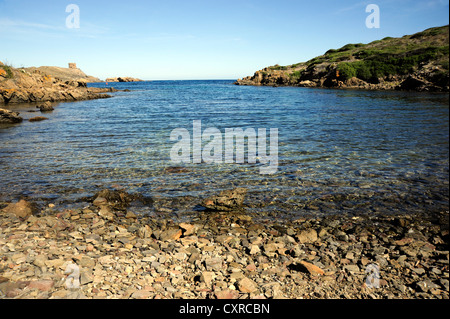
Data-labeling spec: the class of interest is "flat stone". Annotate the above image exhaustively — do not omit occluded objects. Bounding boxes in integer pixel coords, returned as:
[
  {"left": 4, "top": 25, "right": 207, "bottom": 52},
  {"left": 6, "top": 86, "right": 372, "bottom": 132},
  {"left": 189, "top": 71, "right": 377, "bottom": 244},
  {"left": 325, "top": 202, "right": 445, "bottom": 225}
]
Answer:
[
  {"left": 237, "top": 277, "right": 258, "bottom": 293},
  {"left": 179, "top": 223, "right": 197, "bottom": 236},
  {"left": 343, "top": 265, "right": 360, "bottom": 273},
  {"left": 159, "top": 228, "right": 182, "bottom": 241},
  {"left": 215, "top": 289, "right": 239, "bottom": 299},
  {"left": 205, "top": 257, "right": 224, "bottom": 271},
  {"left": 296, "top": 229, "right": 318, "bottom": 244},
  {"left": 28, "top": 280, "right": 54, "bottom": 291},
  {"left": 298, "top": 261, "right": 325, "bottom": 276}
]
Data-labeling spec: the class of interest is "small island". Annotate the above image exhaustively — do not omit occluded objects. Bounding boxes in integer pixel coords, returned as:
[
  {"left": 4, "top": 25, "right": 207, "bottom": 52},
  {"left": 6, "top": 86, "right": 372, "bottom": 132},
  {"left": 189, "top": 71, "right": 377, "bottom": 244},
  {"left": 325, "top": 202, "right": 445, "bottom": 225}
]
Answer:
[{"left": 105, "top": 77, "right": 143, "bottom": 83}]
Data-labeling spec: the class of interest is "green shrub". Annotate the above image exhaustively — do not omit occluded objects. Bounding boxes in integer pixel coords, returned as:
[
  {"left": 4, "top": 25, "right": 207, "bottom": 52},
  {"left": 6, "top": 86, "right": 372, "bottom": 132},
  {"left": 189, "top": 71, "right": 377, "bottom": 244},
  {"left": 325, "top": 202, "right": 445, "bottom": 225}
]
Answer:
[
  {"left": 0, "top": 64, "right": 14, "bottom": 79},
  {"left": 270, "top": 64, "right": 288, "bottom": 71},
  {"left": 354, "top": 62, "right": 372, "bottom": 81},
  {"left": 337, "top": 62, "right": 356, "bottom": 80},
  {"left": 290, "top": 70, "right": 303, "bottom": 80}
]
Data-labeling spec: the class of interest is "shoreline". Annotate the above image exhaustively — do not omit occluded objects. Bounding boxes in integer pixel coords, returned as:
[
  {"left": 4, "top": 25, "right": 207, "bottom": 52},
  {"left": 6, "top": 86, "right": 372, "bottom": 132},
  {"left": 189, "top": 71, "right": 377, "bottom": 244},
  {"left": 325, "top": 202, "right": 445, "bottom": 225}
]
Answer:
[{"left": 0, "top": 188, "right": 448, "bottom": 299}]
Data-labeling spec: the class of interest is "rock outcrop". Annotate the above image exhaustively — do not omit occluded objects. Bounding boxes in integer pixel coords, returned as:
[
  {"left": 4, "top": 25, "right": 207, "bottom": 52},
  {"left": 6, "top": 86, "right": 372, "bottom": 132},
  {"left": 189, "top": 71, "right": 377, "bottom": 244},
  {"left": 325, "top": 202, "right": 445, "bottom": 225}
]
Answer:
[
  {"left": 236, "top": 25, "right": 449, "bottom": 92},
  {"left": 0, "top": 65, "right": 112, "bottom": 105},
  {"left": 22, "top": 65, "right": 101, "bottom": 83},
  {"left": 105, "top": 77, "right": 143, "bottom": 83}
]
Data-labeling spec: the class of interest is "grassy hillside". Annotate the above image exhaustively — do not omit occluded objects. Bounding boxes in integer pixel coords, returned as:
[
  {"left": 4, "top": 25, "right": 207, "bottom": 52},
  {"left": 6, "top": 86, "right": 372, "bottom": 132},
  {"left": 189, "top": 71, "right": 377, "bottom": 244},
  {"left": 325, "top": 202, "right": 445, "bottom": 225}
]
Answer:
[{"left": 236, "top": 25, "right": 449, "bottom": 92}]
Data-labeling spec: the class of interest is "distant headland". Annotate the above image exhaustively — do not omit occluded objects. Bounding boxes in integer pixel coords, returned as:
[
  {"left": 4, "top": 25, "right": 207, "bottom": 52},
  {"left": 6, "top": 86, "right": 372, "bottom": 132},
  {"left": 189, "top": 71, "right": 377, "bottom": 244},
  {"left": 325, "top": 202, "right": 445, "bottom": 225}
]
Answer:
[{"left": 235, "top": 25, "right": 449, "bottom": 92}]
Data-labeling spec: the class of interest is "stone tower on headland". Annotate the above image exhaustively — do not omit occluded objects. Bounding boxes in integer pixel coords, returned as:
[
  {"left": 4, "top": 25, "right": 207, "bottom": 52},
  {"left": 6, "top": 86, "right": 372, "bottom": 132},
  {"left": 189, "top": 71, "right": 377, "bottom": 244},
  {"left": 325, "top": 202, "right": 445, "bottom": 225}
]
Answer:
[{"left": 68, "top": 63, "right": 77, "bottom": 69}]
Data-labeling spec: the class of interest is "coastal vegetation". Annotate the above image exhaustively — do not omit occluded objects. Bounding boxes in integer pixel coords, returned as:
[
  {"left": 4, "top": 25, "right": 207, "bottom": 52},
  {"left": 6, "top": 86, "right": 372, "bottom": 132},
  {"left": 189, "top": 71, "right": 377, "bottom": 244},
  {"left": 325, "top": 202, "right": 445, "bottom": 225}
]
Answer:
[
  {"left": 0, "top": 63, "right": 14, "bottom": 79},
  {"left": 236, "top": 25, "right": 449, "bottom": 92}
]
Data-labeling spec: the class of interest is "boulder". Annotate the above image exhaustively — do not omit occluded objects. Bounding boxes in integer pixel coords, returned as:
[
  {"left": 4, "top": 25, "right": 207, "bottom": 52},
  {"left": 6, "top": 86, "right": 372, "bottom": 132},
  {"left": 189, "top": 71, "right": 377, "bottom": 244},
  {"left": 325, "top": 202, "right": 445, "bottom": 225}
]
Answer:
[
  {"left": 2, "top": 199, "right": 39, "bottom": 219},
  {"left": 38, "top": 101, "right": 54, "bottom": 112},
  {"left": 0, "top": 108, "right": 23, "bottom": 123}
]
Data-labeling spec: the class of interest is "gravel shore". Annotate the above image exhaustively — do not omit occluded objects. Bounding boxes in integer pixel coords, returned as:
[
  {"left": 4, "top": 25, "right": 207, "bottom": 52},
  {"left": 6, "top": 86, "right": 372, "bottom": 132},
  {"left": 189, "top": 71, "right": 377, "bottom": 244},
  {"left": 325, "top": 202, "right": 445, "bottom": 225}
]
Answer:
[{"left": 0, "top": 188, "right": 448, "bottom": 299}]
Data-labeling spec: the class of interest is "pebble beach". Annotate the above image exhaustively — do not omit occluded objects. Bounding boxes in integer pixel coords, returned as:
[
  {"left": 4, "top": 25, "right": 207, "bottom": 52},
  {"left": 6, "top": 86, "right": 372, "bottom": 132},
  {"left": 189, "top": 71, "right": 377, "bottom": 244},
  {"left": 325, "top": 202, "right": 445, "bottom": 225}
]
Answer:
[{"left": 0, "top": 188, "right": 448, "bottom": 300}]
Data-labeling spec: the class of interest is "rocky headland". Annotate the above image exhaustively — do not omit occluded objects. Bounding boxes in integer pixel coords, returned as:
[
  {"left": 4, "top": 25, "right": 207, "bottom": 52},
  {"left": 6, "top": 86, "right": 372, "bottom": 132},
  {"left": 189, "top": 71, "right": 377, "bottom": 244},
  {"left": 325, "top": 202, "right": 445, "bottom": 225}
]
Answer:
[
  {"left": 23, "top": 64, "right": 102, "bottom": 83},
  {"left": 0, "top": 61, "right": 116, "bottom": 107},
  {"left": 0, "top": 62, "right": 129, "bottom": 123},
  {"left": 0, "top": 187, "right": 448, "bottom": 299},
  {"left": 236, "top": 25, "right": 449, "bottom": 92}
]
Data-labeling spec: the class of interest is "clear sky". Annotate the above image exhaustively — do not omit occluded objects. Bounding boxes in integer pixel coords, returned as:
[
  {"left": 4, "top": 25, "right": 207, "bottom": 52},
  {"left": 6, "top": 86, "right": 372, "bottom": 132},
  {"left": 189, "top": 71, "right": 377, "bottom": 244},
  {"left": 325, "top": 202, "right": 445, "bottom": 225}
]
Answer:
[{"left": 0, "top": 0, "right": 448, "bottom": 80}]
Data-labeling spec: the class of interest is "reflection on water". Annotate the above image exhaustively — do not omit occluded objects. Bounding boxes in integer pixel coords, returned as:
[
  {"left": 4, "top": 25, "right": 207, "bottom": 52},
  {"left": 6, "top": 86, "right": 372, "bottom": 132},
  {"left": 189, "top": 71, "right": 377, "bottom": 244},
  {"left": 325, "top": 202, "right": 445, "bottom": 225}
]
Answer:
[{"left": 0, "top": 81, "right": 448, "bottom": 218}]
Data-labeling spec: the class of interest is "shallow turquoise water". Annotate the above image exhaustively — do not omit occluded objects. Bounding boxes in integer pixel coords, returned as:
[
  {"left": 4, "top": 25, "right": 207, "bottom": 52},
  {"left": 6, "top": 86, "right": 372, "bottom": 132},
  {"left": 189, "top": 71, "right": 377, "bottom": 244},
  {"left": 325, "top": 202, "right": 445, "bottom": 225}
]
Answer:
[{"left": 1, "top": 81, "right": 448, "bottom": 218}]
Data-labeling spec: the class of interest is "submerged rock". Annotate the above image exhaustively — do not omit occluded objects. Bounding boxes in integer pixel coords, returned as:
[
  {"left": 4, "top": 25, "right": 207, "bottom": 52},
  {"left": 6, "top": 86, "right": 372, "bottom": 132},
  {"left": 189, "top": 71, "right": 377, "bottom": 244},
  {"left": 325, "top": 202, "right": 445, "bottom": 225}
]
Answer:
[
  {"left": 89, "top": 189, "right": 153, "bottom": 211},
  {"left": 2, "top": 199, "right": 38, "bottom": 219},
  {"left": 29, "top": 116, "right": 48, "bottom": 122},
  {"left": 0, "top": 108, "right": 23, "bottom": 123},
  {"left": 37, "top": 102, "right": 54, "bottom": 112},
  {"left": 201, "top": 187, "right": 247, "bottom": 211}
]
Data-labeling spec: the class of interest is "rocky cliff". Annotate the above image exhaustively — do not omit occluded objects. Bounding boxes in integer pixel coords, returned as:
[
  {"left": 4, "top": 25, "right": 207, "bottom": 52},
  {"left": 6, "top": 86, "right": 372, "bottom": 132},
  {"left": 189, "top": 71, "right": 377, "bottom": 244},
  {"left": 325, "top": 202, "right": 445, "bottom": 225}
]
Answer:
[
  {"left": 0, "top": 62, "right": 114, "bottom": 105},
  {"left": 236, "top": 25, "right": 449, "bottom": 92}
]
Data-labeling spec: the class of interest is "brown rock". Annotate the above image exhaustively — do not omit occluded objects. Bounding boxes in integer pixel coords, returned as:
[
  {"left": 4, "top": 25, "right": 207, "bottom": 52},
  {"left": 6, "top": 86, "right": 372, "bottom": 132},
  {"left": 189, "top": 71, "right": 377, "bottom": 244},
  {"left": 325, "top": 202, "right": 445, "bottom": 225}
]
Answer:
[
  {"left": 28, "top": 280, "right": 54, "bottom": 291},
  {"left": 131, "top": 290, "right": 153, "bottom": 299},
  {"left": 215, "top": 289, "right": 239, "bottom": 299},
  {"left": 137, "top": 225, "right": 152, "bottom": 238},
  {"left": 296, "top": 228, "right": 318, "bottom": 244},
  {"left": 29, "top": 116, "right": 48, "bottom": 122},
  {"left": 202, "top": 188, "right": 247, "bottom": 211},
  {"left": 91, "top": 189, "right": 152, "bottom": 211},
  {"left": 237, "top": 277, "right": 258, "bottom": 293},
  {"left": 93, "top": 196, "right": 108, "bottom": 207},
  {"left": 98, "top": 205, "right": 115, "bottom": 221},
  {"left": 0, "top": 108, "right": 23, "bottom": 123},
  {"left": 159, "top": 228, "right": 182, "bottom": 241},
  {"left": 200, "top": 271, "right": 215, "bottom": 286},
  {"left": 38, "top": 101, "right": 54, "bottom": 112},
  {"left": 179, "top": 223, "right": 197, "bottom": 236},
  {"left": 105, "top": 77, "right": 143, "bottom": 83},
  {"left": 125, "top": 211, "right": 137, "bottom": 219},
  {"left": 0, "top": 281, "right": 28, "bottom": 298},
  {"left": 2, "top": 199, "right": 38, "bottom": 219},
  {"left": 204, "top": 257, "right": 224, "bottom": 271},
  {"left": 297, "top": 261, "right": 325, "bottom": 276}
]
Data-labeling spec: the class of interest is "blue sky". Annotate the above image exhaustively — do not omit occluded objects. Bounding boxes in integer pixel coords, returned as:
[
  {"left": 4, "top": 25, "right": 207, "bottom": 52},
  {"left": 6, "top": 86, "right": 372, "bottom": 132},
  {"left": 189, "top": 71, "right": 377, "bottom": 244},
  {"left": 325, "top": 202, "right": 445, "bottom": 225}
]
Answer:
[{"left": 0, "top": 0, "right": 448, "bottom": 80}]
